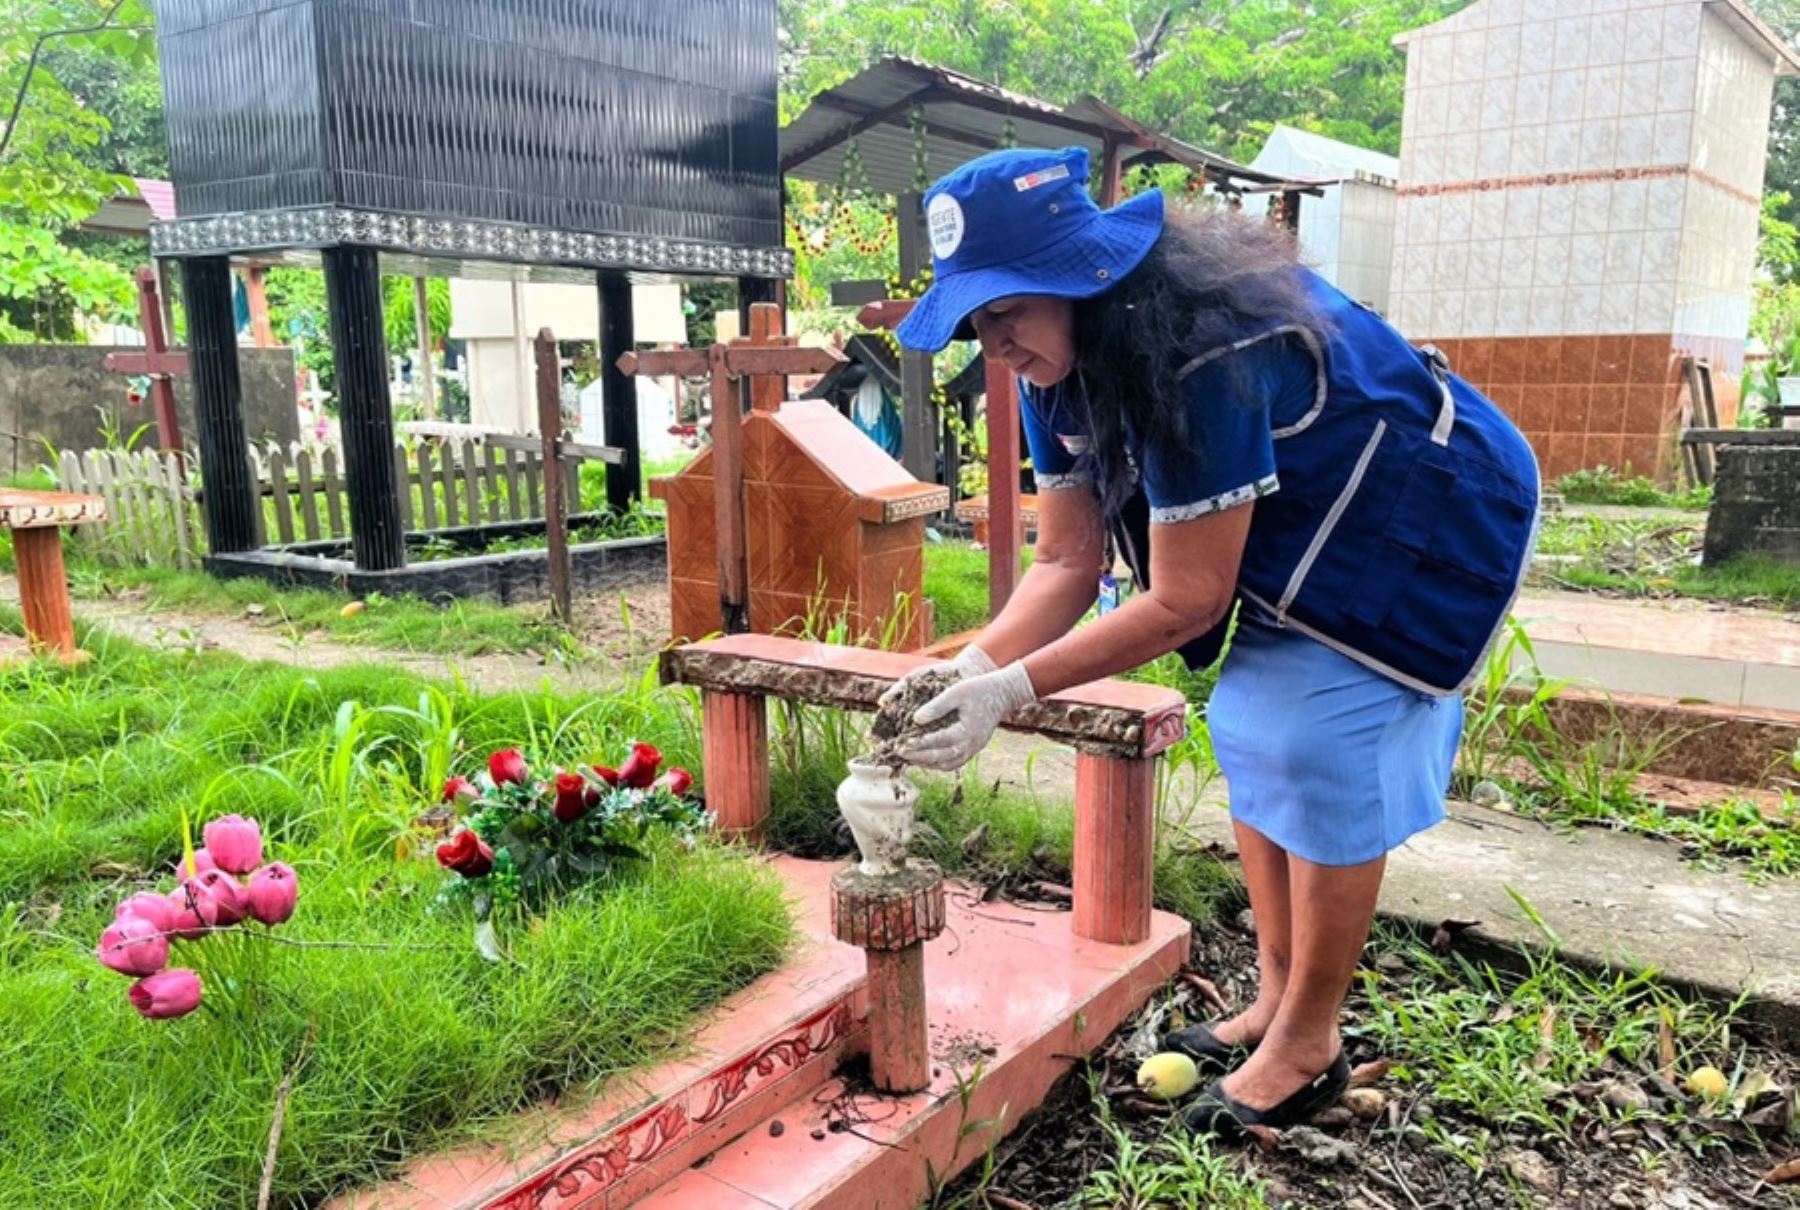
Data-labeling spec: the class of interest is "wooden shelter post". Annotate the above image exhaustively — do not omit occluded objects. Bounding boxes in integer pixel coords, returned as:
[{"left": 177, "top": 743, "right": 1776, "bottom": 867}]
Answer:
[
  {"left": 985, "top": 359, "right": 1022, "bottom": 616},
  {"left": 895, "top": 192, "right": 938, "bottom": 484}
]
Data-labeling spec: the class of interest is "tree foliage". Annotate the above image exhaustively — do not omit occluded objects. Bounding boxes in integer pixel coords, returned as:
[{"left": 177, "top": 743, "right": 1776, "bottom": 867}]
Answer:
[
  {"left": 779, "top": 0, "right": 1471, "bottom": 160},
  {"left": 0, "top": 0, "right": 152, "bottom": 340}
]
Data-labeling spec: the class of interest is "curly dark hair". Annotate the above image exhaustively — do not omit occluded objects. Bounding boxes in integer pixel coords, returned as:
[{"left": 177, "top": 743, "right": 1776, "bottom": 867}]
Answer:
[{"left": 1061, "top": 207, "right": 1329, "bottom": 521}]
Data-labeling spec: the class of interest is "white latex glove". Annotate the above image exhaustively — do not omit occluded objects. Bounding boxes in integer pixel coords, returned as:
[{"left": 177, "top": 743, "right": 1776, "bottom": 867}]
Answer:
[
  {"left": 877, "top": 643, "right": 998, "bottom": 710},
  {"left": 897, "top": 661, "right": 1038, "bottom": 771}
]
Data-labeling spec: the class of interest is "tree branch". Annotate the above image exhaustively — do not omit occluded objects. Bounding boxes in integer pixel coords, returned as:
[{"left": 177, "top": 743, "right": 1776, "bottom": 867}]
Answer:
[{"left": 0, "top": 0, "right": 134, "bottom": 162}]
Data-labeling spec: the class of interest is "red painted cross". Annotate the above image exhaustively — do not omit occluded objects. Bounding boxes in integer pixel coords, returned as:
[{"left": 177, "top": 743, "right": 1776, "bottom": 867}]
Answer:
[{"left": 102, "top": 268, "right": 188, "bottom": 453}]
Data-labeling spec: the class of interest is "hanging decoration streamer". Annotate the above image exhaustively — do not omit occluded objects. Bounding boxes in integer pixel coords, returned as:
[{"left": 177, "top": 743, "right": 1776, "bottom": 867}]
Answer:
[{"left": 910, "top": 106, "right": 931, "bottom": 193}]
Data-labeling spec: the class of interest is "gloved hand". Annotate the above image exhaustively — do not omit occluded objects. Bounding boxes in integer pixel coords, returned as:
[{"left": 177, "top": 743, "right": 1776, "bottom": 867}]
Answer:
[
  {"left": 897, "top": 661, "right": 1038, "bottom": 771},
  {"left": 877, "top": 643, "right": 998, "bottom": 710}
]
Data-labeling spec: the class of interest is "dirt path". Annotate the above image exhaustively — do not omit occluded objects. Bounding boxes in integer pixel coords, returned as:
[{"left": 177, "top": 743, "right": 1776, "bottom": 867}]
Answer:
[{"left": 0, "top": 571, "right": 647, "bottom": 694}]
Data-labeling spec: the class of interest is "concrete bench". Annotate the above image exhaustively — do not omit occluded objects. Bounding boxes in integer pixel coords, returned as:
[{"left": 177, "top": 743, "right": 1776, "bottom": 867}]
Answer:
[
  {"left": 660, "top": 633, "right": 1189, "bottom": 945},
  {"left": 0, "top": 489, "right": 106, "bottom": 664}
]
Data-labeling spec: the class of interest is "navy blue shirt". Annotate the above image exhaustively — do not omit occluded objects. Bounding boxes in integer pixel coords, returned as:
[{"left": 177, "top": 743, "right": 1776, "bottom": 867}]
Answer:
[{"left": 1020, "top": 334, "right": 1316, "bottom": 524}]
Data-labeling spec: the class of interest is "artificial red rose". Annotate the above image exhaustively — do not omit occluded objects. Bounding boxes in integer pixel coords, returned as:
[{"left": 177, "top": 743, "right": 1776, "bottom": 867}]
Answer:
[
  {"left": 617, "top": 743, "right": 663, "bottom": 790},
  {"left": 653, "top": 768, "right": 694, "bottom": 798},
  {"left": 552, "top": 770, "right": 589, "bottom": 823},
  {"left": 590, "top": 765, "right": 621, "bottom": 787},
  {"left": 442, "top": 776, "right": 479, "bottom": 805},
  {"left": 488, "top": 748, "right": 528, "bottom": 786},
  {"left": 436, "top": 829, "right": 495, "bottom": 878}
]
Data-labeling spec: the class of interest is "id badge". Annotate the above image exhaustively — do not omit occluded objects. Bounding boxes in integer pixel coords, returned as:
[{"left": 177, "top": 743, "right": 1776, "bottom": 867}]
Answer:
[{"left": 1097, "top": 573, "right": 1120, "bottom": 617}]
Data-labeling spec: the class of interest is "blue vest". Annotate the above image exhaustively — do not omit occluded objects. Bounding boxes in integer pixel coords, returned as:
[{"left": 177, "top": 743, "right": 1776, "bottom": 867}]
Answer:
[{"left": 1114, "top": 272, "right": 1540, "bottom": 696}]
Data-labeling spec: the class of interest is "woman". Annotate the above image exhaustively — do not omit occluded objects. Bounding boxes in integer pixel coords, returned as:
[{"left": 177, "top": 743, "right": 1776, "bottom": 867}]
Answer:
[{"left": 886, "top": 146, "right": 1539, "bottom": 1136}]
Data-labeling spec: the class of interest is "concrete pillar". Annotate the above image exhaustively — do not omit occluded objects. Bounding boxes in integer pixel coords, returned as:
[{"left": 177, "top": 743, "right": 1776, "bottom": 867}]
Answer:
[
  {"left": 1072, "top": 752, "right": 1156, "bottom": 945},
  {"left": 701, "top": 689, "right": 769, "bottom": 837}
]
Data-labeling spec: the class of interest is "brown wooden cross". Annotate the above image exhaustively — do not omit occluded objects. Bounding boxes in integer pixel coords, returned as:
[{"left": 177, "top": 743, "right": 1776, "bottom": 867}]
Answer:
[
  {"left": 617, "top": 302, "right": 846, "bottom": 634},
  {"left": 103, "top": 267, "right": 188, "bottom": 454},
  {"left": 850, "top": 296, "right": 1023, "bottom": 627}
]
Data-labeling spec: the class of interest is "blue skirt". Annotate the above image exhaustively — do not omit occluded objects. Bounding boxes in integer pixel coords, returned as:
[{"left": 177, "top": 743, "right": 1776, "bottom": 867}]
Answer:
[{"left": 1207, "top": 619, "right": 1463, "bottom": 867}]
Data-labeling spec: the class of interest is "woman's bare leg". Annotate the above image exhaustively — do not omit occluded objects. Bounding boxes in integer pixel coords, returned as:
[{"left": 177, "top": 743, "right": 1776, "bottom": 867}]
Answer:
[
  {"left": 1211, "top": 819, "right": 1293, "bottom": 1047},
  {"left": 1221, "top": 850, "right": 1385, "bottom": 1107}
]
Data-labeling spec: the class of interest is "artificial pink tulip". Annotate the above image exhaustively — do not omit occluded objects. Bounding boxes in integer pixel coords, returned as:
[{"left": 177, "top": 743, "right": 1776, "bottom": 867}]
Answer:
[
  {"left": 201, "top": 815, "right": 263, "bottom": 875},
  {"left": 129, "top": 968, "right": 203, "bottom": 1019},
  {"left": 196, "top": 868, "right": 249, "bottom": 927},
  {"left": 175, "top": 848, "right": 218, "bottom": 880},
  {"left": 115, "top": 891, "right": 179, "bottom": 936},
  {"left": 442, "top": 775, "right": 479, "bottom": 805},
  {"left": 653, "top": 768, "right": 693, "bottom": 798},
  {"left": 488, "top": 748, "right": 528, "bottom": 786},
  {"left": 166, "top": 880, "right": 220, "bottom": 940},
  {"left": 97, "top": 914, "right": 170, "bottom": 978},
  {"left": 246, "top": 862, "right": 299, "bottom": 925}
]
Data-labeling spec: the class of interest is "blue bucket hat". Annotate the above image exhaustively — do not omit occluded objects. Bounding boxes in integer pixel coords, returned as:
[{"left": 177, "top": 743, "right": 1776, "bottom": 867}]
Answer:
[{"left": 894, "top": 146, "right": 1166, "bottom": 353}]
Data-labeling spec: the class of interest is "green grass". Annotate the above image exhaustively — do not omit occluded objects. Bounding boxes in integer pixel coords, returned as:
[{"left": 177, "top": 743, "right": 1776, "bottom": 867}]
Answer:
[
  {"left": 1554, "top": 466, "right": 1711, "bottom": 511},
  {"left": 0, "top": 625, "right": 789, "bottom": 1208},
  {"left": 921, "top": 540, "right": 1004, "bottom": 639},
  {"left": 1356, "top": 922, "right": 1746, "bottom": 1166},
  {"left": 1073, "top": 1097, "right": 1270, "bottom": 1209},
  {"left": 1531, "top": 513, "right": 1800, "bottom": 610}
]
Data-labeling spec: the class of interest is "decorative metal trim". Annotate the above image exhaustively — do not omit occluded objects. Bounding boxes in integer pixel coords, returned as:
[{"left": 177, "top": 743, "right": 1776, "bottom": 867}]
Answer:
[{"left": 150, "top": 207, "right": 795, "bottom": 279}]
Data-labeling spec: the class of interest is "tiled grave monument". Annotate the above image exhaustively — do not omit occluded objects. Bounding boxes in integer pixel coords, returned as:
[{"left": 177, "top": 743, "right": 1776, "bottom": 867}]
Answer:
[{"left": 1389, "top": 0, "right": 1797, "bottom": 481}]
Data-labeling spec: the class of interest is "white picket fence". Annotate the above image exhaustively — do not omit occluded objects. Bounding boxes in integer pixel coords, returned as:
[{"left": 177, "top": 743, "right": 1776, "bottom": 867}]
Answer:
[{"left": 56, "top": 436, "right": 584, "bottom": 568}]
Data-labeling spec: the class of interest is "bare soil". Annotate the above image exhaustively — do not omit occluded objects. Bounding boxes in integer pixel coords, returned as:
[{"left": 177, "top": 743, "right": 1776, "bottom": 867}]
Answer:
[{"left": 867, "top": 666, "right": 960, "bottom": 769}]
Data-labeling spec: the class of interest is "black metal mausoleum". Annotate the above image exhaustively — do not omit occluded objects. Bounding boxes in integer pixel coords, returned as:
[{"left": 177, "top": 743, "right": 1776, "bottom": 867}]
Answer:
[{"left": 148, "top": 0, "right": 791, "bottom": 593}]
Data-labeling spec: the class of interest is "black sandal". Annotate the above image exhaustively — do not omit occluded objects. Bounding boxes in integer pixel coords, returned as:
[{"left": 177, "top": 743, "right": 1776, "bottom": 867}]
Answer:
[
  {"left": 1160, "top": 1022, "right": 1251, "bottom": 1073},
  {"left": 1182, "top": 1052, "right": 1352, "bottom": 1137}
]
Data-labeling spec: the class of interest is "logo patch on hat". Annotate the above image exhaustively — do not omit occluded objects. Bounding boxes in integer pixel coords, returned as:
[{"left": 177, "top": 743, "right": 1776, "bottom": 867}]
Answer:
[
  {"left": 927, "top": 194, "right": 965, "bottom": 258},
  {"left": 1013, "top": 164, "right": 1070, "bottom": 191}
]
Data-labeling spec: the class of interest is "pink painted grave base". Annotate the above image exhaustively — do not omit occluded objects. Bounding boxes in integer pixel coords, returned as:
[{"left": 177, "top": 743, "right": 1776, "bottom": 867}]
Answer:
[{"left": 332, "top": 857, "right": 1189, "bottom": 1210}]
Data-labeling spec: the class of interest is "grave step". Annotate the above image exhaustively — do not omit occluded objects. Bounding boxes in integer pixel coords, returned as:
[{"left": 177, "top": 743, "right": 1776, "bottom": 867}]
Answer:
[
  {"left": 1515, "top": 591, "right": 1800, "bottom": 712},
  {"left": 624, "top": 865, "right": 1192, "bottom": 1209}
]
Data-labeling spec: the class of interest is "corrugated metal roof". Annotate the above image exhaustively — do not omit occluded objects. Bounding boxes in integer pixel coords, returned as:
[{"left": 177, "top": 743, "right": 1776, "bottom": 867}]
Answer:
[{"left": 782, "top": 57, "right": 1305, "bottom": 195}]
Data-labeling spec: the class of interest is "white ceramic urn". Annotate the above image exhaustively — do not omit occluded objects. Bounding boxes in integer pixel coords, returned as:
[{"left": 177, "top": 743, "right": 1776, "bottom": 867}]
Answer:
[{"left": 836, "top": 760, "right": 918, "bottom": 877}]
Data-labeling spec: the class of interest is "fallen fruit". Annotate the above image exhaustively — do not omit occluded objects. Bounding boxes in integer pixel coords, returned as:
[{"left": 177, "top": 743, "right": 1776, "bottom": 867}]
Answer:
[
  {"left": 1340, "top": 1087, "right": 1387, "bottom": 1120},
  {"left": 1135, "top": 1051, "right": 1200, "bottom": 1101},
  {"left": 1685, "top": 1066, "right": 1728, "bottom": 1099},
  {"left": 340, "top": 600, "right": 366, "bottom": 618}
]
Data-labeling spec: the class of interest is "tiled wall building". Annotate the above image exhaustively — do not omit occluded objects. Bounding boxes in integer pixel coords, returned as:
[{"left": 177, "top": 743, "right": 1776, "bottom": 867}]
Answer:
[{"left": 1389, "top": 0, "right": 1797, "bottom": 481}]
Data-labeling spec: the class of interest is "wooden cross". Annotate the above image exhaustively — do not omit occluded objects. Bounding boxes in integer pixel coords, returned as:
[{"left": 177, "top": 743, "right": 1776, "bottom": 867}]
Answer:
[
  {"left": 617, "top": 303, "right": 845, "bottom": 634},
  {"left": 850, "top": 296, "right": 1023, "bottom": 622},
  {"left": 103, "top": 267, "right": 188, "bottom": 454}
]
